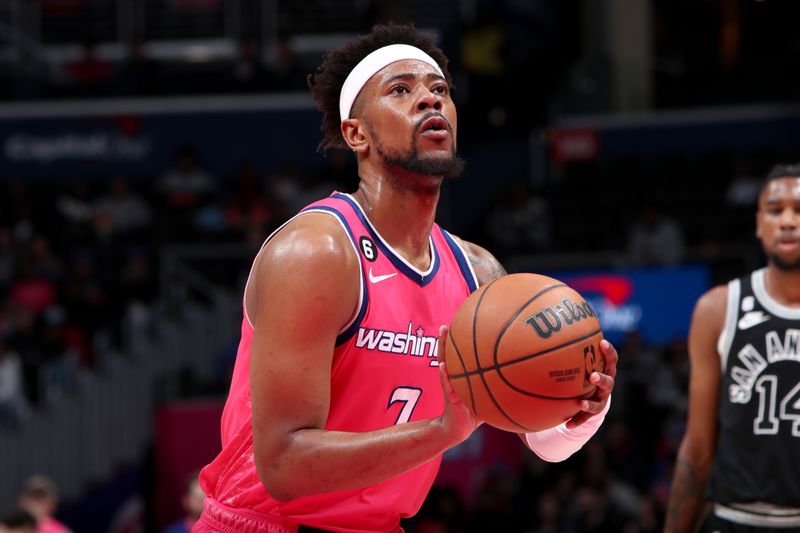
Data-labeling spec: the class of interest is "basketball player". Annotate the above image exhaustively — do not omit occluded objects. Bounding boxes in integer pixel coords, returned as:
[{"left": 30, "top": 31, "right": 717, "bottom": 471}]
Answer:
[
  {"left": 664, "top": 165, "right": 800, "bottom": 532},
  {"left": 194, "top": 23, "right": 617, "bottom": 533}
]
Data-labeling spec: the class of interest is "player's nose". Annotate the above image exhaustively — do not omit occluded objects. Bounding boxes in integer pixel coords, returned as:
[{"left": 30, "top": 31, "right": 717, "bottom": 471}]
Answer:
[
  {"left": 416, "top": 89, "right": 443, "bottom": 113},
  {"left": 779, "top": 208, "right": 799, "bottom": 228}
]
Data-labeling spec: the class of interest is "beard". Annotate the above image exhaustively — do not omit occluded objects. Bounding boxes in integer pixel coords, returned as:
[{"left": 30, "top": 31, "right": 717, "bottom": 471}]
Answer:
[
  {"left": 379, "top": 147, "right": 465, "bottom": 179},
  {"left": 768, "top": 252, "right": 800, "bottom": 271},
  {"left": 370, "top": 113, "right": 465, "bottom": 180}
]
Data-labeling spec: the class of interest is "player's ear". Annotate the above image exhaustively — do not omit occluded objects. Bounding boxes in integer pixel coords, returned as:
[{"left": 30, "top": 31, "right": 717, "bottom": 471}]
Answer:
[{"left": 341, "top": 118, "right": 369, "bottom": 154}]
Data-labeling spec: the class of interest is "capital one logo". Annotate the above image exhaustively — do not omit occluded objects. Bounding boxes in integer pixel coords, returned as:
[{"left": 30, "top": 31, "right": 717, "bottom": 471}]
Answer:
[{"left": 565, "top": 275, "right": 642, "bottom": 333}]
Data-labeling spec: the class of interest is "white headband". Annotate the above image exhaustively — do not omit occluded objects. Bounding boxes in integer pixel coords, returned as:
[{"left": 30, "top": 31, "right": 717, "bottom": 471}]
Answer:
[{"left": 339, "top": 44, "right": 444, "bottom": 122}]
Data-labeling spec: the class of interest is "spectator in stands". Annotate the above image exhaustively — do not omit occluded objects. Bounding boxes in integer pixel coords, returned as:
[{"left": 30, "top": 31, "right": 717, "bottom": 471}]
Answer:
[
  {"left": 9, "top": 260, "right": 56, "bottom": 316},
  {"left": 156, "top": 146, "right": 216, "bottom": 209},
  {"left": 567, "top": 484, "right": 626, "bottom": 532},
  {"left": 469, "top": 470, "right": 519, "bottom": 531},
  {"left": 55, "top": 182, "right": 96, "bottom": 247},
  {"left": 63, "top": 41, "right": 113, "bottom": 97},
  {"left": 5, "top": 184, "right": 36, "bottom": 246},
  {"left": 57, "top": 248, "right": 108, "bottom": 368},
  {"left": 624, "top": 494, "right": 662, "bottom": 533},
  {"left": 120, "top": 280, "right": 154, "bottom": 357},
  {"left": 118, "top": 246, "right": 156, "bottom": 306},
  {"left": 457, "top": 11, "right": 510, "bottom": 135},
  {"left": 267, "top": 161, "right": 317, "bottom": 223},
  {"left": 17, "top": 475, "right": 71, "bottom": 533},
  {"left": 37, "top": 307, "right": 78, "bottom": 404},
  {"left": 93, "top": 178, "right": 153, "bottom": 239},
  {"left": 0, "top": 507, "right": 37, "bottom": 533},
  {"left": 28, "top": 237, "right": 63, "bottom": 285},
  {"left": 117, "top": 39, "right": 162, "bottom": 96},
  {"left": 230, "top": 37, "right": 269, "bottom": 93},
  {"left": 532, "top": 491, "right": 562, "bottom": 533},
  {"left": 626, "top": 205, "right": 685, "bottom": 265},
  {"left": 0, "top": 338, "right": 26, "bottom": 427},
  {"left": 223, "top": 162, "right": 273, "bottom": 240},
  {"left": 162, "top": 474, "right": 205, "bottom": 533},
  {"left": 265, "top": 34, "right": 305, "bottom": 92},
  {"left": 485, "top": 182, "right": 552, "bottom": 258},
  {"left": 8, "top": 307, "right": 45, "bottom": 407},
  {"left": 156, "top": 147, "right": 217, "bottom": 241},
  {"left": 0, "top": 227, "right": 15, "bottom": 291}
]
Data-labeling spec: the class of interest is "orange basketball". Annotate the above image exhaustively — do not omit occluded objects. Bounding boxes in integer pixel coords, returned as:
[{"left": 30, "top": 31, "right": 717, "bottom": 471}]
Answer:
[{"left": 445, "top": 273, "right": 605, "bottom": 432}]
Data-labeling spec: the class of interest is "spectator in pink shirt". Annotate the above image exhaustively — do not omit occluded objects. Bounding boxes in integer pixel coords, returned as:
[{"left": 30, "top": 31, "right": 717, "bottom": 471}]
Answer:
[{"left": 17, "top": 476, "right": 71, "bottom": 533}]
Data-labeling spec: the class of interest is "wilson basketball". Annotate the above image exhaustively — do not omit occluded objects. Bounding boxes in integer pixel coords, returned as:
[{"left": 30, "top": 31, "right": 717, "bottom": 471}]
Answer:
[{"left": 445, "top": 273, "right": 605, "bottom": 432}]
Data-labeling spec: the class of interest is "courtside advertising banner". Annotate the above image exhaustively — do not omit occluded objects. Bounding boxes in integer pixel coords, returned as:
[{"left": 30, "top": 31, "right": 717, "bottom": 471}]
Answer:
[{"left": 546, "top": 265, "right": 710, "bottom": 345}]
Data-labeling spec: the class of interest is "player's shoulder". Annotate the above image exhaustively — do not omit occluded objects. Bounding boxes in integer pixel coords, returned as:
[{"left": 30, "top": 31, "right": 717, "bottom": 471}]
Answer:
[
  {"left": 691, "top": 283, "right": 729, "bottom": 331},
  {"left": 697, "top": 283, "right": 729, "bottom": 310},
  {"left": 253, "top": 211, "right": 359, "bottom": 285},
  {"left": 267, "top": 211, "right": 355, "bottom": 262},
  {"left": 246, "top": 211, "right": 359, "bottom": 325}
]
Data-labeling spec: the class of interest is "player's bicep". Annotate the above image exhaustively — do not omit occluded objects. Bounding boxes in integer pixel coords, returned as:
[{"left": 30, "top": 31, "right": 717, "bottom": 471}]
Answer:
[
  {"left": 249, "top": 220, "right": 359, "bottom": 463},
  {"left": 683, "top": 286, "right": 726, "bottom": 457}
]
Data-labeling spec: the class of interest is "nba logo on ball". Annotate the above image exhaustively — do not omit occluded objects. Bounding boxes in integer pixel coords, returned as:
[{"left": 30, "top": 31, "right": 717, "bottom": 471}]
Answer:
[
  {"left": 445, "top": 273, "right": 605, "bottom": 432},
  {"left": 583, "top": 345, "right": 603, "bottom": 388}
]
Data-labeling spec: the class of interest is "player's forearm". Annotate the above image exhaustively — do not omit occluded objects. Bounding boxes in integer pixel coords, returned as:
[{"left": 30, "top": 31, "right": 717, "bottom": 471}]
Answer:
[
  {"left": 523, "top": 395, "right": 610, "bottom": 462},
  {"left": 257, "top": 417, "right": 458, "bottom": 501},
  {"left": 664, "top": 453, "right": 710, "bottom": 533}
]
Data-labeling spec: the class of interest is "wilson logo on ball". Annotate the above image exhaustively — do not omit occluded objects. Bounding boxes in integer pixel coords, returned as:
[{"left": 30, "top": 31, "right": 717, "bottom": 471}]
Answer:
[{"left": 524, "top": 298, "right": 596, "bottom": 339}]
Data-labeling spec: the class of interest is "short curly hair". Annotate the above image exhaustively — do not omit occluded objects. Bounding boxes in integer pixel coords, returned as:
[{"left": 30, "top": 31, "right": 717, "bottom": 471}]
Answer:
[
  {"left": 307, "top": 22, "right": 452, "bottom": 152},
  {"left": 766, "top": 164, "right": 800, "bottom": 181}
]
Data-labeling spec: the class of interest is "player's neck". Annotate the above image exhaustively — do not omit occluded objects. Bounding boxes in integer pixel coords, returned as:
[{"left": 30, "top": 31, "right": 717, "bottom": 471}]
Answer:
[
  {"left": 352, "top": 173, "right": 439, "bottom": 269},
  {"left": 764, "top": 265, "right": 800, "bottom": 306}
]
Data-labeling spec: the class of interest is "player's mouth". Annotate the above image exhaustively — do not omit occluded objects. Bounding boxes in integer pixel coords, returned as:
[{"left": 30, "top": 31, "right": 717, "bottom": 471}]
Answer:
[
  {"left": 418, "top": 116, "right": 451, "bottom": 140},
  {"left": 776, "top": 235, "right": 800, "bottom": 252}
]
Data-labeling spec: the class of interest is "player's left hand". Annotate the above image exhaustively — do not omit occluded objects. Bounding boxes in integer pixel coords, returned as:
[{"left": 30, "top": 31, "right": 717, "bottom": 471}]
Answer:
[{"left": 566, "top": 339, "right": 617, "bottom": 429}]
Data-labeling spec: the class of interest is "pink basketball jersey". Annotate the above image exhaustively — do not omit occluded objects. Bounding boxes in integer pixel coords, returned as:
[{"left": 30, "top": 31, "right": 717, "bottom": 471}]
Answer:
[{"left": 199, "top": 192, "right": 478, "bottom": 533}]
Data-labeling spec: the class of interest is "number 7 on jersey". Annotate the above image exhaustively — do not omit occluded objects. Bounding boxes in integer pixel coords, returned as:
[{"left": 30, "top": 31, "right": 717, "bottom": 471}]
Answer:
[{"left": 389, "top": 387, "right": 422, "bottom": 424}]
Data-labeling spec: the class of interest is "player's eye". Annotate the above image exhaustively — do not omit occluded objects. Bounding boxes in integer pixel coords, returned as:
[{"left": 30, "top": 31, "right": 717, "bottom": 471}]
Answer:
[
  {"left": 432, "top": 84, "right": 449, "bottom": 95},
  {"left": 391, "top": 85, "right": 410, "bottom": 94}
]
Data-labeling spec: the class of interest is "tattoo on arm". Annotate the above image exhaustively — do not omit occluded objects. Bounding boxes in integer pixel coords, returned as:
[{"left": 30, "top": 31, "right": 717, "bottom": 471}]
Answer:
[
  {"left": 468, "top": 253, "right": 507, "bottom": 285},
  {"left": 488, "top": 262, "right": 507, "bottom": 281},
  {"left": 664, "top": 456, "right": 709, "bottom": 533}
]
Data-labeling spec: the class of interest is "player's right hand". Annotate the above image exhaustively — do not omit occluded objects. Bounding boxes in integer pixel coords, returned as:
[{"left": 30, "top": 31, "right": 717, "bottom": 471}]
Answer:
[{"left": 436, "top": 325, "right": 482, "bottom": 445}]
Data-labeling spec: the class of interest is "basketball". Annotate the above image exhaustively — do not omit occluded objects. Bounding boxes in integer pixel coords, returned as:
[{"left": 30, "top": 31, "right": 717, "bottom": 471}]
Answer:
[{"left": 444, "top": 273, "right": 605, "bottom": 432}]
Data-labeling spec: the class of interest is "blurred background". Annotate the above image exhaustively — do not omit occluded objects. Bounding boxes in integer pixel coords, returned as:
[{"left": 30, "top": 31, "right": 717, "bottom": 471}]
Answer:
[{"left": 0, "top": 0, "right": 798, "bottom": 531}]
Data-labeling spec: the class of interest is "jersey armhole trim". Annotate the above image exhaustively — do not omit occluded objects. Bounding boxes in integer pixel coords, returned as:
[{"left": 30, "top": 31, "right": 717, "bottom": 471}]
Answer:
[
  {"left": 718, "top": 279, "right": 740, "bottom": 370},
  {"left": 242, "top": 207, "right": 367, "bottom": 342},
  {"left": 302, "top": 206, "right": 368, "bottom": 345},
  {"left": 440, "top": 229, "right": 479, "bottom": 293}
]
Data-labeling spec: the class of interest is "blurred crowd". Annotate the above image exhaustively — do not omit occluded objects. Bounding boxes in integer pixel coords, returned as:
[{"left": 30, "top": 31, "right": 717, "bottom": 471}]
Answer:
[
  {"left": 0, "top": 143, "right": 361, "bottom": 431},
  {"left": 0, "top": 475, "right": 70, "bottom": 533},
  {"left": 0, "top": 127, "right": 791, "bottom": 532},
  {"left": 0, "top": 37, "right": 307, "bottom": 103},
  {"left": 3, "top": 0, "right": 800, "bottom": 127},
  {"left": 2, "top": 1, "right": 800, "bottom": 530}
]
